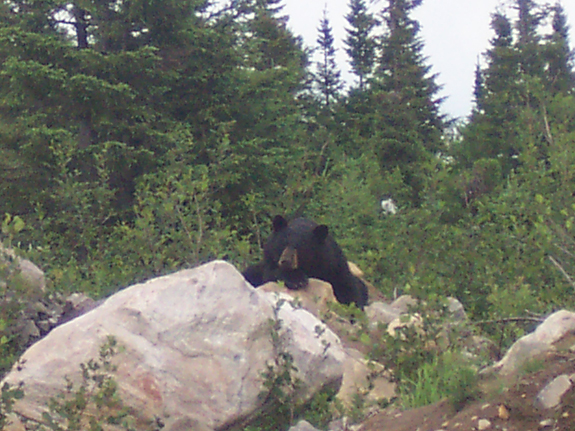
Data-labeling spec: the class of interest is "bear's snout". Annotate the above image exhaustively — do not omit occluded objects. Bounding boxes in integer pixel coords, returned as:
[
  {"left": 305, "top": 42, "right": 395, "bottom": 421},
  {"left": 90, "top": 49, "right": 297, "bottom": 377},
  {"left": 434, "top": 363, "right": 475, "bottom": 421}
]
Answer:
[{"left": 278, "top": 246, "right": 298, "bottom": 270}]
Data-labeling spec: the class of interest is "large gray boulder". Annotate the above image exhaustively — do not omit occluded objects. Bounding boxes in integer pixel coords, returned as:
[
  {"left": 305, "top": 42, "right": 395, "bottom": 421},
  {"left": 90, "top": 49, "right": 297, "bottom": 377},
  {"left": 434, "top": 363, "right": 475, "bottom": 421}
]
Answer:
[{"left": 2, "top": 260, "right": 345, "bottom": 430}]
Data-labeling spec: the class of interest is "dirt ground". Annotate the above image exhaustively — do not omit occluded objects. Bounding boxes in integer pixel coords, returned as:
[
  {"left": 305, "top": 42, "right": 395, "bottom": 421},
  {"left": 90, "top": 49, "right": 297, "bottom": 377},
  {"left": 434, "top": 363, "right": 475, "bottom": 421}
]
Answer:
[{"left": 358, "top": 349, "right": 575, "bottom": 431}]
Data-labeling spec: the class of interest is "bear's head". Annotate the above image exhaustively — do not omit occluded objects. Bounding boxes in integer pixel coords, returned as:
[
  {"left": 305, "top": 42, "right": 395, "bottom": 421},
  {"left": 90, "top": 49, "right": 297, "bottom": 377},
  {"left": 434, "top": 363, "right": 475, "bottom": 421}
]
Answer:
[{"left": 265, "top": 215, "right": 329, "bottom": 273}]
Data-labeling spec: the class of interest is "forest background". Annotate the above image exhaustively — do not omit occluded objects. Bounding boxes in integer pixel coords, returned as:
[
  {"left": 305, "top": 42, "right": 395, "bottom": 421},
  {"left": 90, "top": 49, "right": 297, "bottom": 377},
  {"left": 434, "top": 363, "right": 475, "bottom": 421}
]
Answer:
[{"left": 1, "top": 0, "right": 575, "bottom": 383}]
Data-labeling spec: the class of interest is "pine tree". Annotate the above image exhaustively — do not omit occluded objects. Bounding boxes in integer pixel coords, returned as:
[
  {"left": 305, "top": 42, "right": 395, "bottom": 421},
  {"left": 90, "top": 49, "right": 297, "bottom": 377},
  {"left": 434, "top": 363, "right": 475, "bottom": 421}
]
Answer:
[
  {"left": 514, "top": 0, "right": 545, "bottom": 78},
  {"left": 366, "top": 0, "right": 444, "bottom": 204},
  {"left": 344, "top": 0, "right": 377, "bottom": 90},
  {"left": 544, "top": 2, "right": 575, "bottom": 95},
  {"left": 315, "top": 7, "right": 343, "bottom": 108},
  {"left": 376, "top": 0, "right": 443, "bottom": 152},
  {"left": 460, "top": 11, "right": 522, "bottom": 169},
  {"left": 472, "top": 60, "right": 485, "bottom": 111},
  {"left": 230, "top": 0, "right": 308, "bottom": 142},
  {"left": 0, "top": 0, "right": 246, "bottom": 248}
]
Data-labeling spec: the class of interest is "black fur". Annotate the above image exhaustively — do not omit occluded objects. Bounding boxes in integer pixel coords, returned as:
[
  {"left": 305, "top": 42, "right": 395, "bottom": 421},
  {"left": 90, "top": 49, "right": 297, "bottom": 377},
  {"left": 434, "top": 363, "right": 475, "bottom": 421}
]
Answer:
[{"left": 243, "top": 216, "right": 368, "bottom": 309}]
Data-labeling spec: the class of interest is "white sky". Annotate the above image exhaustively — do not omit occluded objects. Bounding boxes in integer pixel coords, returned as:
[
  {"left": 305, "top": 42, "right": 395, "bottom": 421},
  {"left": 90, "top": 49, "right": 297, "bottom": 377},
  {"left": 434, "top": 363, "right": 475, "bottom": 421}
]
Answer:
[{"left": 281, "top": 0, "right": 575, "bottom": 120}]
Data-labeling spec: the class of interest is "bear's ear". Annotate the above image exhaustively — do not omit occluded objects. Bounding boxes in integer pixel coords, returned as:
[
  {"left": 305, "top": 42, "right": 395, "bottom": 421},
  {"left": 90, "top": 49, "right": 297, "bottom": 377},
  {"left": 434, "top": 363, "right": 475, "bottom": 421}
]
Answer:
[
  {"left": 313, "top": 225, "right": 329, "bottom": 243},
  {"left": 272, "top": 215, "right": 288, "bottom": 233}
]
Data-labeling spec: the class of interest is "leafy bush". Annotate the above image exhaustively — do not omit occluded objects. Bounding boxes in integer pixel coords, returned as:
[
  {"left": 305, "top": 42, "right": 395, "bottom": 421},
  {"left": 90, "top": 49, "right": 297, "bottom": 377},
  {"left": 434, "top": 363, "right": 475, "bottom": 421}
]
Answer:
[{"left": 367, "top": 297, "right": 481, "bottom": 410}]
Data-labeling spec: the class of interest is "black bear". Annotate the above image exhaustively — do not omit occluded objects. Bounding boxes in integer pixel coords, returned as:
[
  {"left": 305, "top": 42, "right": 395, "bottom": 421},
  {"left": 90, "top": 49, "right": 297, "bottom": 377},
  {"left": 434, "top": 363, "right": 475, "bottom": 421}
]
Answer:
[{"left": 243, "top": 215, "right": 369, "bottom": 309}]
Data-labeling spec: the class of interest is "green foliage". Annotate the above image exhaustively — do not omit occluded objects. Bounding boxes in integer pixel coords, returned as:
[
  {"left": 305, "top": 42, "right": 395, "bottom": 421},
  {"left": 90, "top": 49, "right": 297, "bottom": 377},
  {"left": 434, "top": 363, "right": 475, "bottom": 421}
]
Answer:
[
  {"left": 368, "top": 298, "right": 479, "bottom": 410},
  {"left": 244, "top": 301, "right": 342, "bottom": 431},
  {"left": 368, "top": 298, "right": 455, "bottom": 383},
  {"left": 0, "top": 222, "right": 46, "bottom": 377},
  {"left": 243, "top": 307, "right": 303, "bottom": 431},
  {"left": 344, "top": 0, "right": 377, "bottom": 90},
  {"left": 0, "top": 382, "right": 24, "bottom": 429},
  {"left": 2, "top": 214, "right": 25, "bottom": 247},
  {"left": 301, "top": 387, "right": 339, "bottom": 430},
  {"left": 315, "top": 8, "right": 343, "bottom": 108},
  {"left": 399, "top": 350, "right": 478, "bottom": 410}
]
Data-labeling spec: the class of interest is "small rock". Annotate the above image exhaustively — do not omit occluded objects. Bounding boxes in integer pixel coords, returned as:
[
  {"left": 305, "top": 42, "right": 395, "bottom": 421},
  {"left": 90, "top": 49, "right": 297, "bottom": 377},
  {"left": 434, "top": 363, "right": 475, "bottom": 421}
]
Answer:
[
  {"left": 288, "top": 420, "right": 320, "bottom": 431},
  {"left": 447, "top": 297, "right": 466, "bottom": 321},
  {"left": 36, "top": 320, "right": 51, "bottom": 333},
  {"left": 19, "top": 319, "right": 40, "bottom": 342},
  {"left": 390, "top": 295, "right": 417, "bottom": 313},
  {"left": 477, "top": 418, "right": 491, "bottom": 430},
  {"left": 327, "top": 417, "right": 346, "bottom": 431},
  {"left": 365, "top": 301, "right": 401, "bottom": 327},
  {"left": 498, "top": 404, "right": 510, "bottom": 420},
  {"left": 539, "top": 418, "right": 554, "bottom": 428},
  {"left": 535, "top": 374, "right": 572, "bottom": 409}
]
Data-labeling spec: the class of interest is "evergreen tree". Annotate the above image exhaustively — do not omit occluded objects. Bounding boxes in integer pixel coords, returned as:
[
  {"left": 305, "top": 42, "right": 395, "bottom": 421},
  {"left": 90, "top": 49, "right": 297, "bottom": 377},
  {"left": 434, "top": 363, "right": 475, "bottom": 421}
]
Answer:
[
  {"left": 375, "top": 0, "right": 443, "bottom": 153},
  {"left": 461, "top": 2, "right": 575, "bottom": 173},
  {"left": 344, "top": 0, "right": 377, "bottom": 90},
  {"left": 361, "top": 0, "right": 444, "bottom": 204},
  {"left": 230, "top": 0, "right": 308, "bottom": 144},
  {"left": 544, "top": 2, "right": 575, "bottom": 95},
  {"left": 472, "top": 59, "right": 485, "bottom": 111},
  {"left": 0, "top": 0, "right": 259, "bottom": 256},
  {"left": 315, "top": 7, "right": 343, "bottom": 108},
  {"left": 513, "top": 0, "right": 545, "bottom": 78},
  {"left": 460, "top": 11, "right": 522, "bottom": 169},
  {"left": 244, "top": 0, "right": 306, "bottom": 71}
]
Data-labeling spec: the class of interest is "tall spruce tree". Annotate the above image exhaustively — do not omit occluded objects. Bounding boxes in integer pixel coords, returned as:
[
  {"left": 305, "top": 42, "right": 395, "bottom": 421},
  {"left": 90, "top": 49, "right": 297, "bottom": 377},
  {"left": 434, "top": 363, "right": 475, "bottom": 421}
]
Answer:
[
  {"left": 344, "top": 0, "right": 377, "bottom": 90},
  {"left": 315, "top": 7, "right": 343, "bottom": 108},
  {"left": 545, "top": 3, "right": 575, "bottom": 95},
  {"left": 375, "top": 0, "right": 443, "bottom": 152},
  {"left": 461, "top": 11, "right": 522, "bottom": 169},
  {"left": 231, "top": 0, "right": 308, "bottom": 143},
  {"left": 472, "top": 60, "right": 485, "bottom": 111},
  {"left": 364, "top": 0, "right": 444, "bottom": 204},
  {"left": 514, "top": 0, "right": 545, "bottom": 78}
]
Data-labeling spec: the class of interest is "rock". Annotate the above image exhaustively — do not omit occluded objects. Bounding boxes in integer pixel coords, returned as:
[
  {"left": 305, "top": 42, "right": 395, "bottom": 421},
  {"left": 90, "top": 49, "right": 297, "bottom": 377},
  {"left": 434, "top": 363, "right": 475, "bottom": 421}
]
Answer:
[
  {"left": 491, "top": 310, "right": 575, "bottom": 375},
  {"left": 288, "top": 419, "right": 321, "bottom": 431},
  {"left": 387, "top": 313, "right": 423, "bottom": 338},
  {"left": 389, "top": 295, "right": 417, "bottom": 314},
  {"left": 2, "top": 261, "right": 345, "bottom": 430},
  {"left": 0, "top": 244, "right": 45, "bottom": 294},
  {"left": 365, "top": 302, "right": 401, "bottom": 327},
  {"left": 163, "top": 415, "right": 213, "bottom": 431},
  {"left": 326, "top": 417, "right": 347, "bottom": 431},
  {"left": 259, "top": 278, "right": 338, "bottom": 318},
  {"left": 477, "top": 418, "right": 491, "bottom": 430},
  {"left": 446, "top": 297, "right": 467, "bottom": 322},
  {"left": 259, "top": 290, "right": 346, "bottom": 400},
  {"left": 17, "top": 319, "right": 40, "bottom": 344},
  {"left": 348, "top": 262, "right": 364, "bottom": 278},
  {"left": 58, "top": 292, "right": 99, "bottom": 324},
  {"left": 337, "top": 348, "right": 395, "bottom": 408},
  {"left": 535, "top": 374, "right": 573, "bottom": 409}
]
